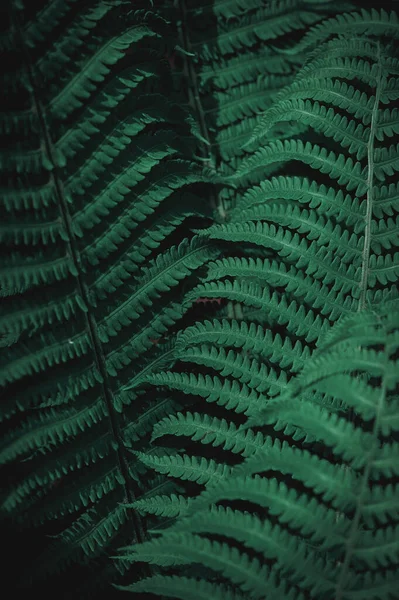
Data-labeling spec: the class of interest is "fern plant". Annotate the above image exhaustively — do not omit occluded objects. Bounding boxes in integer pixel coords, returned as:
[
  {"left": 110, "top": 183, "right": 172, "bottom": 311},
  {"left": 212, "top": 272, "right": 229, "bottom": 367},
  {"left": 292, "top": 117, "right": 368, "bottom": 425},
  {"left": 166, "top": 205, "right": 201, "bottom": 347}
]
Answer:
[
  {"left": 0, "top": 0, "right": 216, "bottom": 594},
  {"left": 125, "top": 7, "right": 399, "bottom": 507},
  {"left": 1, "top": 1, "right": 399, "bottom": 599},
  {"left": 113, "top": 6, "right": 399, "bottom": 599},
  {"left": 119, "top": 300, "right": 399, "bottom": 600},
  {"left": 177, "top": 0, "right": 357, "bottom": 218}
]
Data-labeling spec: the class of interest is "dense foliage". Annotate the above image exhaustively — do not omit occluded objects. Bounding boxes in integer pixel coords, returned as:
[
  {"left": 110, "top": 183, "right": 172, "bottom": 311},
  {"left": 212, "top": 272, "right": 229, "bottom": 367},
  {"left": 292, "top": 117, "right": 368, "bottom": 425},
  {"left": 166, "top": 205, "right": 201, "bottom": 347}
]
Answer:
[{"left": 1, "top": 1, "right": 398, "bottom": 598}]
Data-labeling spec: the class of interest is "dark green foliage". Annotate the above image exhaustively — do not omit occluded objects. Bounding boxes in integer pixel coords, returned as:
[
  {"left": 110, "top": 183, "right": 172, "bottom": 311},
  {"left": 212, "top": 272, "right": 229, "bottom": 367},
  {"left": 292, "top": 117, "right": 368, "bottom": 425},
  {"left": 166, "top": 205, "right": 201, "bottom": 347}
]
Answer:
[
  {"left": 118, "top": 301, "right": 399, "bottom": 600},
  {"left": 116, "top": 4, "right": 399, "bottom": 599},
  {"left": 0, "top": 0, "right": 213, "bottom": 594},
  {"left": 183, "top": 0, "right": 357, "bottom": 215},
  {"left": 1, "top": 1, "right": 398, "bottom": 599}
]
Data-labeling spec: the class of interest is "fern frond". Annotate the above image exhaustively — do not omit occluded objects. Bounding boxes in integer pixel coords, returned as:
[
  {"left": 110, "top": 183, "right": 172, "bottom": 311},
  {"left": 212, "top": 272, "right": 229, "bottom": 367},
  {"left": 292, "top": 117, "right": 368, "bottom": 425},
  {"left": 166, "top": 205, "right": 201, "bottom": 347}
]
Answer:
[
  {"left": 97, "top": 236, "right": 219, "bottom": 344},
  {"left": 281, "top": 9, "right": 399, "bottom": 55},
  {"left": 175, "top": 317, "right": 311, "bottom": 372},
  {"left": 188, "top": 0, "right": 354, "bottom": 214},
  {"left": 151, "top": 411, "right": 266, "bottom": 458},
  {"left": 125, "top": 303, "right": 398, "bottom": 599},
  {"left": 133, "top": 450, "right": 232, "bottom": 487},
  {"left": 231, "top": 138, "right": 367, "bottom": 195},
  {"left": 142, "top": 370, "right": 272, "bottom": 415},
  {"left": 126, "top": 493, "right": 189, "bottom": 519},
  {"left": 116, "top": 575, "right": 247, "bottom": 600},
  {"left": 1, "top": 1, "right": 213, "bottom": 593},
  {"left": 32, "top": 499, "right": 128, "bottom": 577},
  {"left": 118, "top": 533, "right": 276, "bottom": 598}
]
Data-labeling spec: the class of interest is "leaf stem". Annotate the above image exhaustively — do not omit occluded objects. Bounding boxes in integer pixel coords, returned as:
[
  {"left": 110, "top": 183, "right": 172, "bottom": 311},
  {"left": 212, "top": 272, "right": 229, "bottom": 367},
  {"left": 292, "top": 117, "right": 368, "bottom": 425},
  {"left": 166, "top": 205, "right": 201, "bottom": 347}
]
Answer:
[{"left": 358, "top": 41, "right": 384, "bottom": 311}]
